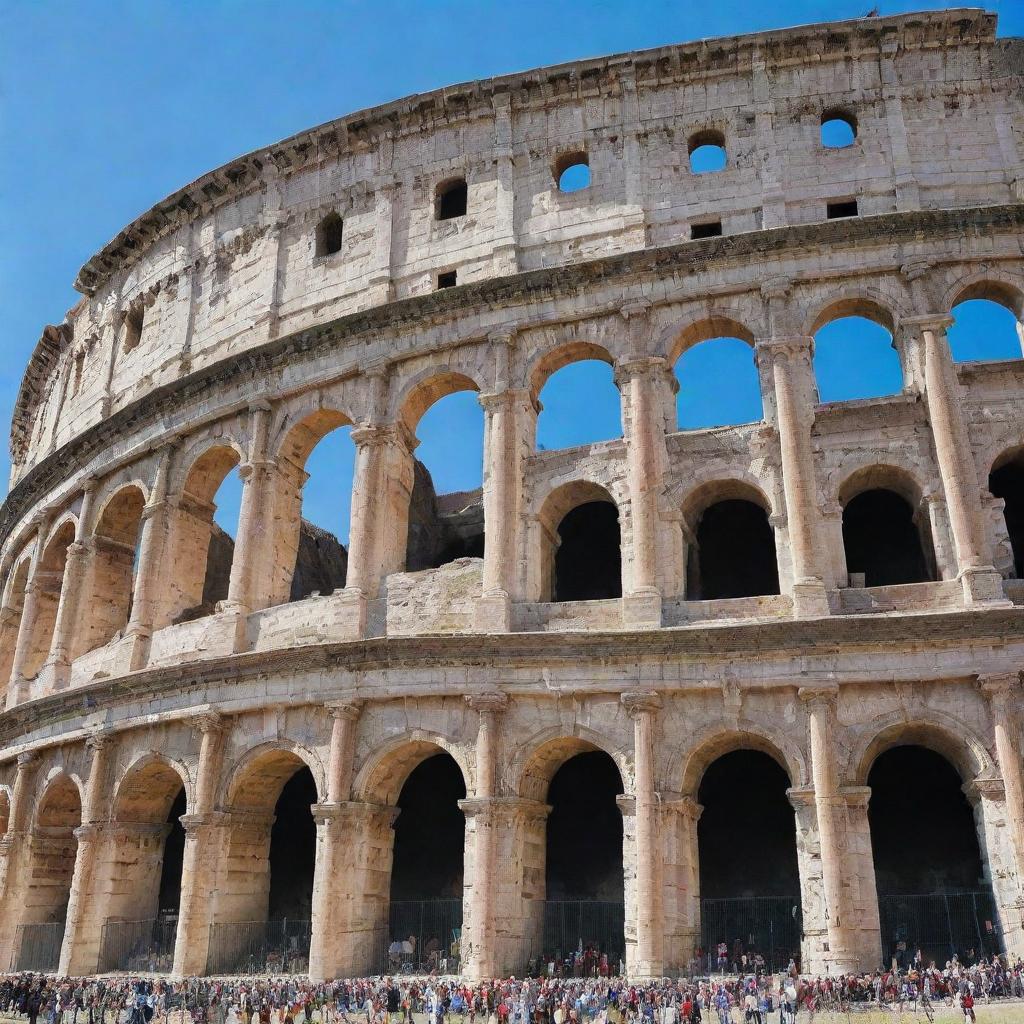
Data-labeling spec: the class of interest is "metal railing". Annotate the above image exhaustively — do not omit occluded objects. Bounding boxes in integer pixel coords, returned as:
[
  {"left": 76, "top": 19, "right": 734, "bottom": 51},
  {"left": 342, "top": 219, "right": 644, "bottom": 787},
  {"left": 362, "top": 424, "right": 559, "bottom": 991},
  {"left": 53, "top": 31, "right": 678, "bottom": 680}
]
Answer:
[
  {"left": 99, "top": 917, "right": 178, "bottom": 974},
  {"left": 12, "top": 922, "right": 65, "bottom": 972},
  {"left": 532, "top": 900, "right": 625, "bottom": 977},
  {"left": 206, "top": 919, "right": 311, "bottom": 976},
  {"left": 375, "top": 899, "right": 463, "bottom": 975},
  {"left": 878, "top": 890, "right": 1002, "bottom": 967},
  {"left": 700, "top": 896, "right": 802, "bottom": 974}
]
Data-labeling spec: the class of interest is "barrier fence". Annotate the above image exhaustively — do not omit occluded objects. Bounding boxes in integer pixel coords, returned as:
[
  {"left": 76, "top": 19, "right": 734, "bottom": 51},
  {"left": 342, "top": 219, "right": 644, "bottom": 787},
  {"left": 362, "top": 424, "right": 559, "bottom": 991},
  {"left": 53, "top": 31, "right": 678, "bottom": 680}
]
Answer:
[
  {"left": 376, "top": 899, "right": 463, "bottom": 975},
  {"left": 99, "top": 918, "right": 178, "bottom": 974},
  {"left": 206, "top": 919, "right": 312, "bottom": 976},
  {"left": 534, "top": 900, "right": 626, "bottom": 976},
  {"left": 700, "top": 896, "right": 802, "bottom": 974},
  {"left": 12, "top": 922, "right": 64, "bottom": 973},
  {"left": 878, "top": 890, "right": 1001, "bottom": 967}
]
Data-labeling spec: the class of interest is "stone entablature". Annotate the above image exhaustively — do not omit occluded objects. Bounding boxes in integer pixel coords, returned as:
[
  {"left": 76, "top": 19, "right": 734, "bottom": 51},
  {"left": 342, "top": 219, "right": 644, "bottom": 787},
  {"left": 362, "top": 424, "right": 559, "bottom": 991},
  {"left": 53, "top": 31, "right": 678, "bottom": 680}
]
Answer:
[{"left": 10, "top": 9, "right": 1023, "bottom": 480}]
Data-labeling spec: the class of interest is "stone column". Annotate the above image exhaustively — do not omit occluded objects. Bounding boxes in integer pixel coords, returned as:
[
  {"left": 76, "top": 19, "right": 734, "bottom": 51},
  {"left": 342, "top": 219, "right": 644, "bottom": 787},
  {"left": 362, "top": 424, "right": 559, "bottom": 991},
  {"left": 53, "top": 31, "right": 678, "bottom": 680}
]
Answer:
[
  {"left": 981, "top": 675, "right": 1024, "bottom": 892},
  {"left": 8, "top": 519, "right": 50, "bottom": 705},
  {"left": 491, "top": 92, "right": 518, "bottom": 276},
  {"left": 172, "top": 712, "right": 227, "bottom": 978},
  {"left": 0, "top": 753, "right": 39, "bottom": 970},
  {"left": 622, "top": 691, "right": 664, "bottom": 979},
  {"left": 43, "top": 482, "right": 97, "bottom": 687},
  {"left": 126, "top": 446, "right": 175, "bottom": 670},
  {"left": 662, "top": 795, "right": 702, "bottom": 973},
  {"left": 880, "top": 43, "right": 921, "bottom": 210},
  {"left": 800, "top": 685, "right": 859, "bottom": 972},
  {"left": 58, "top": 732, "right": 113, "bottom": 975},
  {"left": 308, "top": 700, "right": 364, "bottom": 981},
  {"left": 905, "top": 314, "right": 1006, "bottom": 605},
  {"left": 460, "top": 692, "right": 508, "bottom": 981},
  {"left": 756, "top": 335, "right": 829, "bottom": 616}
]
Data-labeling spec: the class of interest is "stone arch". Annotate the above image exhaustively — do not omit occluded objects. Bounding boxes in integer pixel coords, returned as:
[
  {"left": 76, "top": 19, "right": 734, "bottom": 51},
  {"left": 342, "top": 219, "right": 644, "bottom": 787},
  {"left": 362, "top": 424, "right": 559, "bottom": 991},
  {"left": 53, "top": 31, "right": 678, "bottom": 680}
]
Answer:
[
  {"left": 677, "top": 725, "right": 805, "bottom": 798},
  {"left": 528, "top": 341, "right": 616, "bottom": 404},
  {"left": 354, "top": 733, "right": 472, "bottom": 807},
  {"left": 836, "top": 462, "right": 927, "bottom": 509},
  {"left": 0, "top": 786, "right": 10, "bottom": 834},
  {"left": 805, "top": 291, "right": 902, "bottom": 337},
  {"left": 396, "top": 369, "right": 483, "bottom": 436},
  {"left": 944, "top": 271, "right": 1024, "bottom": 321},
  {"left": 1, "top": 553, "right": 32, "bottom": 609},
  {"left": 533, "top": 480, "right": 621, "bottom": 602},
  {"left": 34, "top": 769, "right": 84, "bottom": 827},
  {"left": 662, "top": 312, "right": 757, "bottom": 366},
  {"left": 223, "top": 741, "right": 324, "bottom": 812},
  {"left": 680, "top": 477, "right": 774, "bottom": 526},
  {"left": 112, "top": 752, "right": 191, "bottom": 823},
  {"left": 0, "top": 556, "right": 32, "bottom": 687},
  {"left": 514, "top": 729, "right": 630, "bottom": 802},
  {"left": 988, "top": 442, "right": 1024, "bottom": 578},
  {"left": 850, "top": 714, "right": 995, "bottom": 790}
]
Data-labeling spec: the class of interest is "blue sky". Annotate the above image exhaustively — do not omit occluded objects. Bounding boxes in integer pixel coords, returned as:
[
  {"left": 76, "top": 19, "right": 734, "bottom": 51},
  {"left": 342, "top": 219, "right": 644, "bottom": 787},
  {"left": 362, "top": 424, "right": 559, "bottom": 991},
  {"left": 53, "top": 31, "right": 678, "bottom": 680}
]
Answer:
[{"left": 2, "top": 1, "right": 1022, "bottom": 544}]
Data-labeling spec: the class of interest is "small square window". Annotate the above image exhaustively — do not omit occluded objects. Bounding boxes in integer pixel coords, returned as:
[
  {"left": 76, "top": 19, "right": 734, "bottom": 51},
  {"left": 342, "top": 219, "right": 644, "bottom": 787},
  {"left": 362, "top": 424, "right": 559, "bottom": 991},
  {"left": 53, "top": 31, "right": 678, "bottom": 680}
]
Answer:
[
  {"left": 437, "top": 271, "right": 457, "bottom": 289},
  {"left": 827, "top": 199, "right": 859, "bottom": 219},
  {"left": 691, "top": 221, "right": 722, "bottom": 240}
]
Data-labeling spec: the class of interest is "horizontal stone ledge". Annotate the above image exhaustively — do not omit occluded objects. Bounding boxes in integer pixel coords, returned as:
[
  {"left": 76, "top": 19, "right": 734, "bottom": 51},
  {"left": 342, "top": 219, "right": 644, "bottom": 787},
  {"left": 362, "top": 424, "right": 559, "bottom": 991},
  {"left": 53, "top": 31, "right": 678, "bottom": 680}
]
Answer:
[{"left": 5, "top": 201, "right": 1023, "bottom": 553}]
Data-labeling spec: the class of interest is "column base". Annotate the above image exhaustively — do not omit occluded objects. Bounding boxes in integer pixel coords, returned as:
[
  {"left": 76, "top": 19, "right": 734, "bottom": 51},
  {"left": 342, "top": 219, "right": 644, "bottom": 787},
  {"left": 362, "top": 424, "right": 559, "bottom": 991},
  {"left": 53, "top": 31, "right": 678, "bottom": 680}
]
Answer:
[
  {"left": 325, "top": 587, "right": 368, "bottom": 641},
  {"left": 215, "top": 600, "right": 252, "bottom": 653},
  {"left": 125, "top": 625, "right": 153, "bottom": 672},
  {"left": 622, "top": 589, "right": 662, "bottom": 629},
  {"left": 790, "top": 577, "right": 830, "bottom": 619},
  {"left": 959, "top": 566, "right": 1013, "bottom": 607},
  {"left": 475, "top": 591, "right": 511, "bottom": 633},
  {"left": 39, "top": 655, "right": 70, "bottom": 692}
]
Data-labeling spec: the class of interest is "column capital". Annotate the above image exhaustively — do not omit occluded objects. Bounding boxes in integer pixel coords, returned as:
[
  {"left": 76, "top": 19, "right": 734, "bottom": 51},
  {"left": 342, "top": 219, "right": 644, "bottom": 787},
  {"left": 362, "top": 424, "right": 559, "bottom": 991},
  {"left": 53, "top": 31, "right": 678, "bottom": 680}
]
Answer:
[
  {"left": 664, "top": 794, "right": 703, "bottom": 822},
  {"left": 840, "top": 785, "right": 872, "bottom": 809},
  {"left": 16, "top": 751, "right": 38, "bottom": 771},
  {"left": 619, "top": 299, "right": 652, "bottom": 321},
  {"left": 621, "top": 690, "right": 662, "bottom": 716},
  {"left": 614, "top": 355, "right": 669, "bottom": 381},
  {"left": 900, "top": 313, "right": 954, "bottom": 334},
  {"left": 194, "top": 710, "right": 225, "bottom": 735},
  {"left": 248, "top": 399, "right": 273, "bottom": 416},
  {"left": 964, "top": 776, "right": 1006, "bottom": 803},
  {"left": 978, "top": 673, "right": 1021, "bottom": 702},
  {"left": 85, "top": 730, "right": 113, "bottom": 754},
  {"left": 760, "top": 277, "right": 794, "bottom": 302},
  {"left": 327, "top": 699, "right": 364, "bottom": 721},
  {"left": 487, "top": 327, "right": 517, "bottom": 347},
  {"left": 755, "top": 335, "right": 815, "bottom": 361},
  {"left": 465, "top": 692, "right": 509, "bottom": 714},
  {"left": 798, "top": 683, "right": 839, "bottom": 707}
]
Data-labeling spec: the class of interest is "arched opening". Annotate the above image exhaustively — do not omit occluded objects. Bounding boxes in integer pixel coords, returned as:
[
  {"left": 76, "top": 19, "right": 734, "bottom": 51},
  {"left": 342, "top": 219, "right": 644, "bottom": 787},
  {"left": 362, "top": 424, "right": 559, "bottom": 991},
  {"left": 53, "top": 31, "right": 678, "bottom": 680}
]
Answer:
[
  {"left": 990, "top": 449, "right": 1024, "bottom": 578},
  {"left": 537, "top": 748, "right": 625, "bottom": 976},
  {"left": 84, "top": 486, "right": 145, "bottom": 652},
  {"left": 689, "top": 130, "right": 727, "bottom": 174},
  {"left": 20, "top": 521, "right": 75, "bottom": 682},
  {"left": 869, "top": 745, "right": 1000, "bottom": 966},
  {"left": 273, "top": 410, "right": 355, "bottom": 603},
  {"left": 166, "top": 447, "right": 242, "bottom": 624},
  {"left": 842, "top": 487, "right": 932, "bottom": 587},
  {"left": 315, "top": 211, "right": 344, "bottom": 258},
  {"left": 99, "top": 760, "right": 187, "bottom": 972},
  {"left": 382, "top": 750, "right": 466, "bottom": 974},
  {"left": 14, "top": 775, "right": 82, "bottom": 971},
  {"left": 674, "top": 337, "right": 762, "bottom": 430},
  {"left": 821, "top": 111, "right": 857, "bottom": 148},
  {"left": 698, "top": 750, "right": 801, "bottom": 973},
  {"left": 536, "top": 482, "right": 621, "bottom": 603},
  {"left": 0, "top": 559, "right": 31, "bottom": 689},
  {"left": 436, "top": 178, "right": 468, "bottom": 220},
  {"left": 948, "top": 297, "right": 1023, "bottom": 363},
  {"left": 536, "top": 355, "right": 621, "bottom": 451},
  {"left": 813, "top": 314, "right": 903, "bottom": 403},
  {"left": 555, "top": 153, "right": 590, "bottom": 193},
  {"left": 210, "top": 751, "right": 318, "bottom": 975},
  {"left": 404, "top": 384, "right": 485, "bottom": 572},
  {"left": 686, "top": 497, "right": 779, "bottom": 600}
]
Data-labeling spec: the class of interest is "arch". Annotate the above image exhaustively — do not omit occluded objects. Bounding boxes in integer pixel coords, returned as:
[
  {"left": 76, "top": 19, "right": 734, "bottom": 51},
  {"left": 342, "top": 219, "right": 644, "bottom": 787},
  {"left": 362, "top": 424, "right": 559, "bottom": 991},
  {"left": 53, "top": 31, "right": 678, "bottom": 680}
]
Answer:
[
  {"left": 1, "top": 554, "right": 31, "bottom": 610},
  {"left": 554, "top": 152, "right": 590, "bottom": 192},
  {"left": 19, "top": 518, "right": 77, "bottom": 681},
  {"left": 515, "top": 730, "right": 630, "bottom": 803},
  {"left": 354, "top": 734, "right": 471, "bottom": 807},
  {"left": 681, "top": 477, "right": 774, "bottom": 526},
  {"left": 821, "top": 109, "right": 857, "bottom": 148},
  {"left": 0, "top": 557, "right": 32, "bottom": 687},
  {"left": 112, "top": 753, "right": 190, "bottom": 824},
  {"left": 224, "top": 741, "right": 323, "bottom": 812},
  {"left": 678, "top": 725, "right": 806, "bottom": 798},
  {"left": 436, "top": 177, "right": 468, "bottom": 220},
  {"left": 944, "top": 273, "right": 1024, "bottom": 321},
  {"left": 35, "top": 771, "right": 83, "bottom": 830},
  {"left": 663, "top": 314, "right": 756, "bottom": 367},
  {"left": 990, "top": 444, "right": 1024, "bottom": 578},
  {"left": 837, "top": 463, "right": 926, "bottom": 509},
  {"left": 674, "top": 334, "right": 763, "bottom": 431},
  {"left": 850, "top": 715, "right": 994, "bottom": 790},
  {"left": 528, "top": 341, "right": 615, "bottom": 405},
  {"left": 948, "top": 293, "right": 1024, "bottom": 363},
  {"left": 0, "top": 787, "right": 10, "bottom": 834},
  {"left": 397, "top": 370, "right": 481, "bottom": 436},
  {"left": 688, "top": 129, "right": 727, "bottom": 174},
  {"left": 805, "top": 293, "right": 900, "bottom": 338}
]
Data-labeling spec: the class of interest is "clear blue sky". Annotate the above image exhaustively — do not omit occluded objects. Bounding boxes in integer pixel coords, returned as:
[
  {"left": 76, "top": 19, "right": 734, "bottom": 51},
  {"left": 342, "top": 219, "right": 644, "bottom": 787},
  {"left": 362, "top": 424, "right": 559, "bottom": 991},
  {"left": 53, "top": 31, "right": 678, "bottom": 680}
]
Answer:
[{"left": 2, "top": 1, "right": 1022, "bottom": 544}]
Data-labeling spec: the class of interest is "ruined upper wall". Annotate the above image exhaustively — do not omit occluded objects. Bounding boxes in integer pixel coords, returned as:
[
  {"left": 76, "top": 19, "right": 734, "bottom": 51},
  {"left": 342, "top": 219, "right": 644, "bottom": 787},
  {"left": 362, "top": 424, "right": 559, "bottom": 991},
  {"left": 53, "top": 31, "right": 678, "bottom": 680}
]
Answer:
[{"left": 11, "top": 8, "right": 1024, "bottom": 483}]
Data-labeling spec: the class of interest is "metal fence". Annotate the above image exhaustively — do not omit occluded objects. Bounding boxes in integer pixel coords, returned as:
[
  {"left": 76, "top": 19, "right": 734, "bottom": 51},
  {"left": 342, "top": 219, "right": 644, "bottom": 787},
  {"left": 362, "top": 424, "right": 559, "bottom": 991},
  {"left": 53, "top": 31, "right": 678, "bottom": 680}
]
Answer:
[
  {"left": 700, "top": 896, "right": 802, "bottom": 974},
  {"left": 12, "top": 922, "right": 64, "bottom": 972},
  {"left": 375, "top": 899, "right": 463, "bottom": 975},
  {"left": 206, "top": 919, "right": 312, "bottom": 976},
  {"left": 534, "top": 900, "right": 625, "bottom": 976},
  {"left": 878, "top": 891, "right": 1001, "bottom": 967},
  {"left": 99, "top": 917, "right": 178, "bottom": 974}
]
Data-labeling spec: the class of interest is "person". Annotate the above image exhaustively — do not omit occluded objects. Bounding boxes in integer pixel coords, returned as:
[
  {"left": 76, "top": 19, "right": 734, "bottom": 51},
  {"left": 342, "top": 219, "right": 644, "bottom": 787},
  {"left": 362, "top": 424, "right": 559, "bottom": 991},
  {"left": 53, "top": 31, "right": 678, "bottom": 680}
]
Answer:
[{"left": 961, "top": 987, "right": 976, "bottom": 1023}]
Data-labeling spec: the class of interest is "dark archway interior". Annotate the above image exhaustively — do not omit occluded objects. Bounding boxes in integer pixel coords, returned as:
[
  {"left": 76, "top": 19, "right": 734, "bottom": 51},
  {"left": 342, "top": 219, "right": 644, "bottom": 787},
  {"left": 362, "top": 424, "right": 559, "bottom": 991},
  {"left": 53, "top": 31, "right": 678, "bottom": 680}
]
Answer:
[
  {"left": 390, "top": 753, "right": 466, "bottom": 900},
  {"left": 843, "top": 488, "right": 930, "bottom": 586},
  {"left": 267, "top": 767, "right": 317, "bottom": 920},
  {"left": 698, "top": 750, "right": 799, "bottom": 899},
  {"left": 157, "top": 788, "right": 187, "bottom": 915},
  {"left": 990, "top": 456, "right": 1024, "bottom": 578},
  {"left": 868, "top": 746, "right": 983, "bottom": 894},
  {"left": 687, "top": 499, "right": 779, "bottom": 600},
  {"left": 545, "top": 751, "right": 624, "bottom": 899},
  {"left": 554, "top": 501, "right": 622, "bottom": 601}
]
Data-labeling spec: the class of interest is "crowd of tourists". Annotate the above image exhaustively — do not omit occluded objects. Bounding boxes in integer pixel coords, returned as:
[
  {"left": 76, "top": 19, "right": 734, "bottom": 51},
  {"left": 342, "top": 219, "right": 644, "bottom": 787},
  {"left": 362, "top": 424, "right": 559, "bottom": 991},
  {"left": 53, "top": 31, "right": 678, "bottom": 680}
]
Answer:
[{"left": 1, "top": 956, "right": 1023, "bottom": 1024}]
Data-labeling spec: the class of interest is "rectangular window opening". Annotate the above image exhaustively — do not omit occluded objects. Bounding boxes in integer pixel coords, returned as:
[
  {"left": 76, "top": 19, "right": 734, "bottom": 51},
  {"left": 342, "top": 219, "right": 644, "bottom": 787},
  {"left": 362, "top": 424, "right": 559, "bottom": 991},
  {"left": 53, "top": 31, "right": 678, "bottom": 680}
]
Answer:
[
  {"left": 691, "top": 221, "right": 723, "bottom": 240},
  {"left": 437, "top": 271, "right": 458, "bottom": 290},
  {"left": 827, "top": 199, "right": 859, "bottom": 220}
]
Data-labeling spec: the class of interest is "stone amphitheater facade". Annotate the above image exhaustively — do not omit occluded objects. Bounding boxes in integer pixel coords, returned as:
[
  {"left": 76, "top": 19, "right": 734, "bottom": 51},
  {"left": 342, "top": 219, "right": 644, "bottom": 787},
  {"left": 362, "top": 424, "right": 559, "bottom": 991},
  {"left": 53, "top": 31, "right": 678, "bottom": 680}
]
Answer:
[{"left": 1, "top": 6, "right": 1023, "bottom": 984}]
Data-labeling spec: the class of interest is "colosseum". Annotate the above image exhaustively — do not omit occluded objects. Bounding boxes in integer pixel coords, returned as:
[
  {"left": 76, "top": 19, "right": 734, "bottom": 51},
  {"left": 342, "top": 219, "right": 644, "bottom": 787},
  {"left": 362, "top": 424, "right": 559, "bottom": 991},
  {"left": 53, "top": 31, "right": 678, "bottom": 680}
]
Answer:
[{"left": 0, "top": 5, "right": 1022, "bottom": 985}]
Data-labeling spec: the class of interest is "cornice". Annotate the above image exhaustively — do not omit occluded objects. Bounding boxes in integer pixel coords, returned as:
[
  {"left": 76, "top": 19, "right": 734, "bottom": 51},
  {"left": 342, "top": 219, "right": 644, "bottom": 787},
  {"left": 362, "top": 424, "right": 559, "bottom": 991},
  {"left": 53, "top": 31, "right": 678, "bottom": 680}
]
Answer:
[
  {"left": 6, "top": 201, "right": 1024, "bottom": 556},
  {"left": 72, "top": 9, "right": 1000, "bottom": 298}
]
